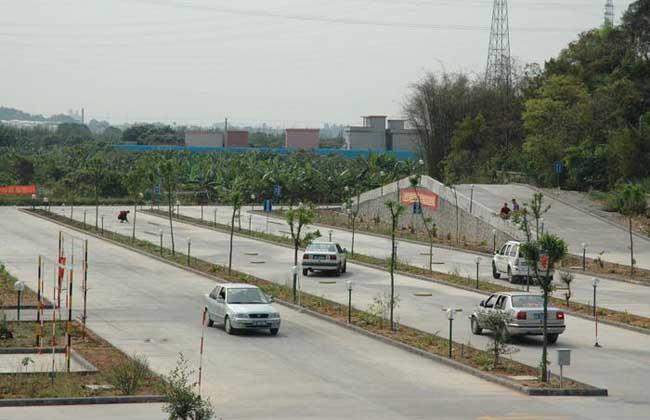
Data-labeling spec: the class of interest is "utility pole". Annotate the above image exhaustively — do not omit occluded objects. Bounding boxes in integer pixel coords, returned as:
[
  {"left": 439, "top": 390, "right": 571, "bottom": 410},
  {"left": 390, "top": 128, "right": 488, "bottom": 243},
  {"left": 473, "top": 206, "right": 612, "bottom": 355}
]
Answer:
[
  {"left": 224, "top": 117, "right": 228, "bottom": 147},
  {"left": 485, "top": 0, "right": 512, "bottom": 89},
  {"left": 604, "top": 0, "right": 614, "bottom": 27}
]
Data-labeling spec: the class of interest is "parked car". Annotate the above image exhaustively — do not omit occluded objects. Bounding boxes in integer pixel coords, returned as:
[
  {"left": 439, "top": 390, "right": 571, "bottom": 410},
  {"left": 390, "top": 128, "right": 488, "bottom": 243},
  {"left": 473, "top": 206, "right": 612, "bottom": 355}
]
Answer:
[
  {"left": 302, "top": 241, "right": 347, "bottom": 276},
  {"left": 470, "top": 292, "right": 566, "bottom": 343},
  {"left": 492, "top": 240, "right": 553, "bottom": 284},
  {"left": 204, "top": 283, "right": 281, "bottom": 335}
]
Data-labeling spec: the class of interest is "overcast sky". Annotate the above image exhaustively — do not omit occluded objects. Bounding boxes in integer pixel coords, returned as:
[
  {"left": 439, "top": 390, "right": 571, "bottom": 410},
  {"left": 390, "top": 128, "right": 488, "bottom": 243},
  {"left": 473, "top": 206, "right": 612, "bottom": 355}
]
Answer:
[{"left": 0, "top": 0, "right": 635, "bottom": 127}]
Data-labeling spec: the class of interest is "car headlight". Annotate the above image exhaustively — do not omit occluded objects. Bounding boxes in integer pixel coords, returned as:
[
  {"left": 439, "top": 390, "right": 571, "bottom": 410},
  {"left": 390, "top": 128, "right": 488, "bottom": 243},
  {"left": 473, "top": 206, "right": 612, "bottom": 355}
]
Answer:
[
  {"left": 234, "top": 313, "right": 248, "bottom": 319},
  {"left": 270, "top": 313, "right": 280, "bottom": 319}
]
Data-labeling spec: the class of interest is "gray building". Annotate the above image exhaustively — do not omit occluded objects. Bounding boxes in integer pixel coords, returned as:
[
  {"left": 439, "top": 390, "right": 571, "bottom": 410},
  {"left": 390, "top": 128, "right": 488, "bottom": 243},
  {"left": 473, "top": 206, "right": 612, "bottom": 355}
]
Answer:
[
  {"left": 344, "top": 116, "right": 418, "bottom": 152},
  {"left": 185, "top": 130, "right": 223, "bottom": 147}
]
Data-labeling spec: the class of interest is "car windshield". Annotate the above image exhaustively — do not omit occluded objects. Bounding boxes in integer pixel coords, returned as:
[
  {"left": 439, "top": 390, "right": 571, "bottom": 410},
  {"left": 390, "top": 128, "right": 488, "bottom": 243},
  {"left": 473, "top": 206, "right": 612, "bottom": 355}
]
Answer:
[
  {"left": 307, "top": 243, "right": 336, "bottom": 252},
  {"left": 227, "top": 288, "right": 269, "bottom": 304},
  {"left": 511, "top": 295, "right": 544, "bottom": 308}
]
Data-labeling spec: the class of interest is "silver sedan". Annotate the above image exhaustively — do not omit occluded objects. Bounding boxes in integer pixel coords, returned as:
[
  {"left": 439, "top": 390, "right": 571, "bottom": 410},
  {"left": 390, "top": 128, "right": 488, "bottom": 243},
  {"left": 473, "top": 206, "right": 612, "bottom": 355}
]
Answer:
[
  {"left": 470, "top": 292, "right": 566, "bottom": 343},
  {"left": 204, "top": 283, "right": 281, "bottom": 335}
]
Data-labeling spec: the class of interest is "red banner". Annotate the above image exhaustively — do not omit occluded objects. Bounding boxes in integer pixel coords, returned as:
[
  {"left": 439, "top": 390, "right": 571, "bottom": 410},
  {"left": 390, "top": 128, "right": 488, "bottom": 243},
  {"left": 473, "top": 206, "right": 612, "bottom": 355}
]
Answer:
[
  {"left": 0, "top": 185, "right": 37, "bottom": 195},
  {"left": 400, "top": 187, "right": 439, "bottom": 210}
]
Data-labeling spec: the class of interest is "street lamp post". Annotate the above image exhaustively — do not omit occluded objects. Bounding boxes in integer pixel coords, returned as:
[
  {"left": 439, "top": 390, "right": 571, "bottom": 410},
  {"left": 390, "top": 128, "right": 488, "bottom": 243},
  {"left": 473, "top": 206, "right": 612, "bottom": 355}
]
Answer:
[
  {"left": 592, "top": 277, "right": 601, "bottom": 347},
  {"left": 214, "top": 208, "right": 217, "bottom": 225},
  {"left": 582, "top": 243, "right": 587, "bottom": 271},
  {"left": 475, "top": 257, "right": 481, "bottom": 289},
  {"left": 14, "top": 281, "right": 25, "bottom": 321},
  {"left": 159, "top": 229, "right": 164, "bottom": 256},
  {"left": 379, "top": 171, "right": 385, "bottom": 196},
  {"left": 187, "top": 237, "right": 192, "bottom": 266},
  {"left": 31, "top": 193, "right": 36, "bottom": 210},
  {"left": 443, "top": 308, "right": 463, "bottom": 358},
  {"left": 329, "top": 230, "right": 333, "bottom": 242},
  {"left": 492, "top": 229, "right": 497, "bottom": 253},
  {"left": 347, "top": 280, "right": 353, "bottom": 323},
  {"left": 101, "top": 215, "right": 105, "bottom": 234}
]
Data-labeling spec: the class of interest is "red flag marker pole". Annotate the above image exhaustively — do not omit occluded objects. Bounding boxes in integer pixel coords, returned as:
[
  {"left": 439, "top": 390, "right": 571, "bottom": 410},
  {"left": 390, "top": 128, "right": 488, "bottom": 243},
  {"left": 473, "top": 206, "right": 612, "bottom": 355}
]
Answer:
[{"left": 198, "top": 308, "right": 207, "bottom": 396}]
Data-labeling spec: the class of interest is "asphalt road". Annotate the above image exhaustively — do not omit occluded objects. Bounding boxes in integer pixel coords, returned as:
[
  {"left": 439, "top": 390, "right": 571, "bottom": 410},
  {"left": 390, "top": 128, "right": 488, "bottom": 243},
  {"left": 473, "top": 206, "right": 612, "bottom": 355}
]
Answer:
[
  {"left": 50, "top": 205, "right": 650, "bottom": 416},
  {"left": 3, "top": 207, "right": 640, "bottom": 420},
  {"left": 137, "top": 204, "right": 650, "bottom": 319}
]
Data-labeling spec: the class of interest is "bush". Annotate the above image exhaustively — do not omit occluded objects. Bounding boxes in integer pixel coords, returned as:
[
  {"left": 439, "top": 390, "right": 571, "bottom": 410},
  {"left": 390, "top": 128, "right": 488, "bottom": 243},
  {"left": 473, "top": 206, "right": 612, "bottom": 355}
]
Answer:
[
  {"left": 0, "top": 311, "right": 13, "bottom": 340},
  {"left": 161, "top": 353, "right": 215, "bottom": 420},
  {"left": 109, "top": 354, "right": 150, "bottom": 395}
]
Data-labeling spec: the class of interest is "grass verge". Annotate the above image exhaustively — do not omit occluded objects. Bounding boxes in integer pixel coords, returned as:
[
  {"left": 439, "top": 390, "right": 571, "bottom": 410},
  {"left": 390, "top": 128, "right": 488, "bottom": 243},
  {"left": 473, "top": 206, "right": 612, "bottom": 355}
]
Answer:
[
  {"left": 0, "top": 319, "right": 164, "bottom": 399},
  {"left": 29, "top": 208, "right": 603, "bottom": 391},
  {"left": 296, "top": 208, "right": 650, "bottom": 286},
  {"left": 0, "top": 264, "right": 164, "bottom": 400},
  {"left": 144, "top": 209, "right": 650, "bottom": 332},
  {"left": 0, "top": 264, "right": 41, "bottom": 307}
]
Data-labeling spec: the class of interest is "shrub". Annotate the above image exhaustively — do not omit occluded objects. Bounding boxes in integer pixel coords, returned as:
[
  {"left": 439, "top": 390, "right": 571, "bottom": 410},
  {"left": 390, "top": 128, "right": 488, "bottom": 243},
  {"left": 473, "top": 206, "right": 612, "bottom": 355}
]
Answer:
[
  {"left": 476, "top": 311, "right": 518, "bottom": 369},
  {"left": 161, "top": 353, "right": 215, "bottom": 420},
  {"left": 0, "top": 311, "right": 13, "bottom": 340},
  {"left": 109, "top": 354, "right": 150, "bottom": 395}
]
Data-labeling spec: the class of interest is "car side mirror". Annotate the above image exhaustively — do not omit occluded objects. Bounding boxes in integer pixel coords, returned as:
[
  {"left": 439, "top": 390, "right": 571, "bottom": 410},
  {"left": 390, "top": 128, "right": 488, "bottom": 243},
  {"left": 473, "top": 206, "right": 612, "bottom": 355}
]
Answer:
[
  {"left": 343, "top": 248, "right": 348, "bottom": 253},
  {"left": 479, "top": 300, "right": 485, "bottom": 307}
]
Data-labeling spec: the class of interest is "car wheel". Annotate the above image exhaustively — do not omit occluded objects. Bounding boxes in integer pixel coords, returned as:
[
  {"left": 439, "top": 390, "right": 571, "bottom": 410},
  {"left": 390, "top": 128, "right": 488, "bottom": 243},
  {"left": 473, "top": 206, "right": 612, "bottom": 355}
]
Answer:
[
  {"left": 207, "top": 317, "right": 214, "bottom": 327},
  {"left": 335, "top": 264, "right": 342, "bottom": 277},
  {"left": 547, "top": 333, "right": 559, "bottom": 344},
  {"left": 342, "top": 261, "right": 347, "bottom": 273},
  {"left": 499, "top": 325, "right": 510, "bottom": 343},
  {"left": 270, "top": 328, "right": 279, "bottom": 336},
  {"left": 224, "top": 316, "right": 235, "bottom": 335},
  {"left": 492, "top": 263, "right": 501, "bottom": 279},
  {"left": 471, "top": 317, "right": 482, "bottom": 335},
  {"left": 302, "top": 268, "right": 308, "bottom": 277}
]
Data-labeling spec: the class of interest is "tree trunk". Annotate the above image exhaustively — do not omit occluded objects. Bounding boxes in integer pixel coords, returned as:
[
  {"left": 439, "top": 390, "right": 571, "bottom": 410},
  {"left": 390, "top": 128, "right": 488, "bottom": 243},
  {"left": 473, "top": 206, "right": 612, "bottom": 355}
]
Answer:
[
  {"left": 293, "top": 241, "right": 299, "bottom": 302},
  {"left": 390, "top": 216, "right": 396, "bottom": 331},
  {"left": 629, "top": 217, "right": 634, "bottom": 277},
  {"left": 541, "top": 268, "right": 551, "bottom": 383},
  {"left": 167, "top": 193, "right": 175, "bottom": 255},
  {"left": 228, "top": 208, "right": 236, "bottom": 274},
  {"left": 132, "top": 200, "right": 137, "bottom": 241},
  {"left": 95, "top": 185, "right": 99, "bottom": 229},
  {"left": 429, "top": 241, "right": 433, "bottom": 274},
  {"left": 351, "top": 218, "right": 356, "bottom": 257}
]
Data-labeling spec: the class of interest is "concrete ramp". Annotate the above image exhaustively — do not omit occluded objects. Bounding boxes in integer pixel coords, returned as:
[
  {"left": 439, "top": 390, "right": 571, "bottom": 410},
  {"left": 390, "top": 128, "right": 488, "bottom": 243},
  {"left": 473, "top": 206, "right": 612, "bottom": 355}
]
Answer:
[{"left": 457, "top": 184, "right": 650, "bottom": 270}]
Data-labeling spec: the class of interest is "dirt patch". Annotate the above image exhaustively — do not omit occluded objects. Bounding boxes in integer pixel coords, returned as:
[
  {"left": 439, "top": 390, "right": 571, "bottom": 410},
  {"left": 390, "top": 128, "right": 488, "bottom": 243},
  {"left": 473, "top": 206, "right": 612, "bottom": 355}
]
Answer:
[{"left": 0, "top": 320, "right": 164, "bottom": 399}]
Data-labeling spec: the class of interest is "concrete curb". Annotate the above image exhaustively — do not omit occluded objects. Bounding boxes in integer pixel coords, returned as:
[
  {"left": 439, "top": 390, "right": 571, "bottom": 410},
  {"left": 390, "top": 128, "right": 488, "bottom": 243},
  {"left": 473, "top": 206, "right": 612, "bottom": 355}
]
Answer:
[
  {"left": 0, "top": 395, "right": 167, "bottom": 407},
  {"left": 2, "top": 304, "right": 55, "bottom": 310},
  {"left": 0, "top": 347, "right": 65, "bottom": 354},
  {"left": 139, "top": 209, "right": 650, "bottom": 336},
  {"left": 277, "top": 300, "right": 607, "bottom": 397},
  {"left": 260, "top": 210, "right": 493, "bottom": 258},
  {"left": 265, "top": 209, "right": 650, "bottom": 288},
  {"left": 25, "top": 210, "right": 612, "bottom": 397}
]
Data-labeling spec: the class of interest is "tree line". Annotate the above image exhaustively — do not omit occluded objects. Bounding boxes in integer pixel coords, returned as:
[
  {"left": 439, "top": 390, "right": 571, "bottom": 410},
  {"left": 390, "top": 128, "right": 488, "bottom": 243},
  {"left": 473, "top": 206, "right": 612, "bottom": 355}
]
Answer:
[{"left": 405, "top": 0, "right": 650, "bottom": 193}]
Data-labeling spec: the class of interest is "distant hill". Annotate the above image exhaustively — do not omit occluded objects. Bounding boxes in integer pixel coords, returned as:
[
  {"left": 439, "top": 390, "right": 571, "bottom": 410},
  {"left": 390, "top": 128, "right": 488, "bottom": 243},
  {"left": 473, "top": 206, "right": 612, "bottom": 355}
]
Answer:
[{"left": 0, "top": 106, "right": 77, "bottom": 123}]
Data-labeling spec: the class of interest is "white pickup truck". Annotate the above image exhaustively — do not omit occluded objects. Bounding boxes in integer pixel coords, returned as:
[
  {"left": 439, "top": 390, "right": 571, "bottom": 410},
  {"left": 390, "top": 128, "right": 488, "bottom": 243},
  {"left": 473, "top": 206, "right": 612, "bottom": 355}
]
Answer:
[{"left": 492, "top": 240, "right": 553, "bottom": 284}]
